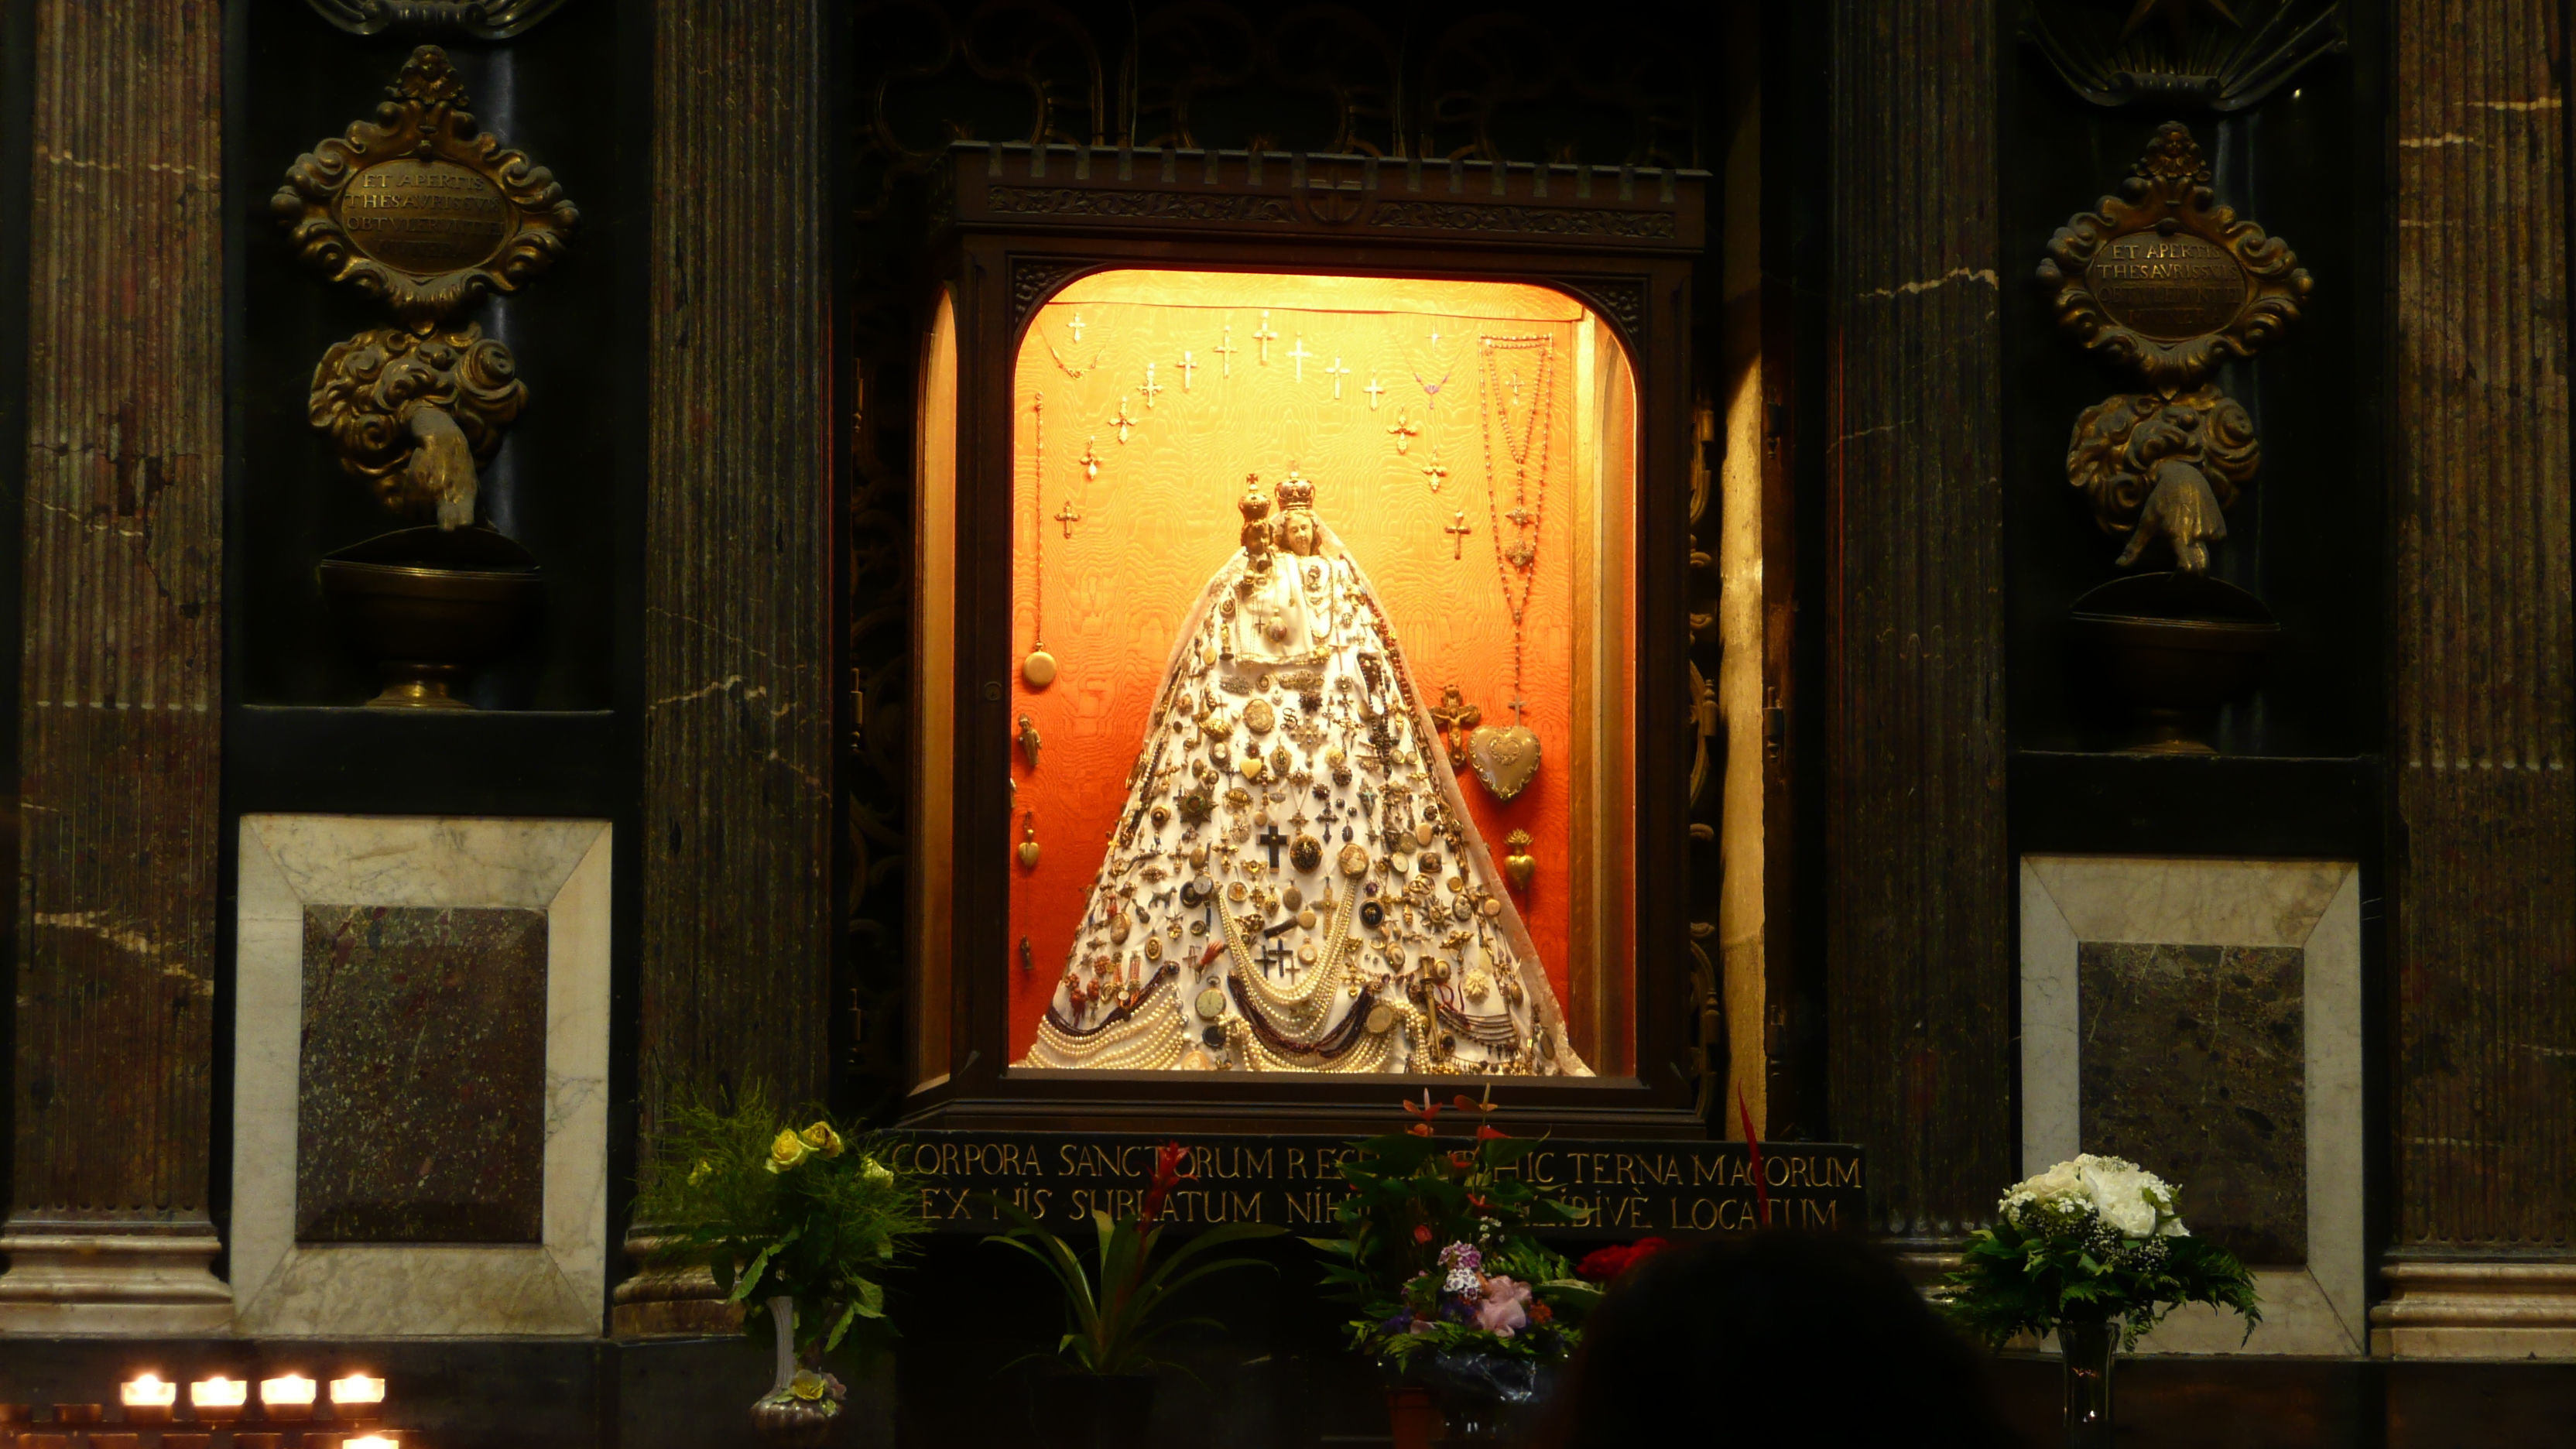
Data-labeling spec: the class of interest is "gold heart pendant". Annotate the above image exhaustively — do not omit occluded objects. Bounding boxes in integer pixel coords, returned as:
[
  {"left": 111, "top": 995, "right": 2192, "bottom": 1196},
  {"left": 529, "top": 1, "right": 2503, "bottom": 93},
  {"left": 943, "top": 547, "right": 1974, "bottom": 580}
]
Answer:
[
  {"left": 1467, "top": 724, "right": 1542, "bottom": 803},
  {"left": 1503, "top": 829, "right": 1536, "bottom": 892}
]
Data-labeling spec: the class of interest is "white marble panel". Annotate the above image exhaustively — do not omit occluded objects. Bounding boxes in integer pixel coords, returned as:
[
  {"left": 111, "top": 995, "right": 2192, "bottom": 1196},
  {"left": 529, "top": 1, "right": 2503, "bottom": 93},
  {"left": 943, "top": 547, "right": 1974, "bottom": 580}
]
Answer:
[
  {"left": 231, "top": 815, "right": 612, "bottom": 1338},
  {"left": 2019, "top": 855, "right": 2362, "bottom": 1358}
]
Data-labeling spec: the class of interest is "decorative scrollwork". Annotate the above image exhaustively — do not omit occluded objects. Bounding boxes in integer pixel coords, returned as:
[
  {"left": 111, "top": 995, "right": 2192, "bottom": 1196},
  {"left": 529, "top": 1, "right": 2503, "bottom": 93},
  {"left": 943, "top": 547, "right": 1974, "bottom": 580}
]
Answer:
[
  {"left": 2020, "top": 0, "right": 2345, "bottom": 112},
  {"left": 2036, "top": 121, "right": 2308, "bottom": 392},
  {"left": 303, "top": 0, "right": 572, "bottom": 39},
  {"left": 2067, "top": 383, "right": 2259, "bottom": 572},
  {"left": 1008, "top": 257, "right": 1091, "bottom": 328},
  {"left": 272, "top": 45, "right": 579, "bottom": 331},
  {"left": 1369, "top": 200, "right": 1677, "bottom": 240},
  {"left": 309, "top": 324, "right": 526, "bottom": 526},
  {"left": 988, "top": 185, "right": 1299, "bottom": 223}
]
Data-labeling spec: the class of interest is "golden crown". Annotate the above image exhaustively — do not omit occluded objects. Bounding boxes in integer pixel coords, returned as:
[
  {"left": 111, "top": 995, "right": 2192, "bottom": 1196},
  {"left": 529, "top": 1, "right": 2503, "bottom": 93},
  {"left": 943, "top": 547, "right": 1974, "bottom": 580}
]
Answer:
[
  {"left": 1275, "top": 467, "right": 1314, "bottom": 511},
  {"left": 1238, "top": 473, "right": 1273, "bottom": 522}
]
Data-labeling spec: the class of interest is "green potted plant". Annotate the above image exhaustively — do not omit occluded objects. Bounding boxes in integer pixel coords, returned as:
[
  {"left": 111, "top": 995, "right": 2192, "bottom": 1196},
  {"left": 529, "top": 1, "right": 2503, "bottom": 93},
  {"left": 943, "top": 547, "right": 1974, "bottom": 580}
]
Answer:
[
  {"left": 1307, "top": 1093, "right": 1595, "bottom": 1449},
  {"left": 634, "top": 1088, "right": 924, "bottom": 1447},
  {"left": 987, "top": 1142, "right": 1285, "bottom": 1449},
  {"left": 1941, "top": 1153, "right": 2260, "bottom": 1447}
]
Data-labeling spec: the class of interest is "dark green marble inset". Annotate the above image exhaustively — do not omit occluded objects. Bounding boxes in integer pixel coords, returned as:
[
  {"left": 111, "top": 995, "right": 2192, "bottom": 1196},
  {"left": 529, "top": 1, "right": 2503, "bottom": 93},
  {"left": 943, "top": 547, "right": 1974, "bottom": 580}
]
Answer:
[
  {"left": 2078, "top": 942, "right": 2306, "bottom": 1265},
  {"left": 297, "top": 905, "right": 548, "bottom": 1243}
]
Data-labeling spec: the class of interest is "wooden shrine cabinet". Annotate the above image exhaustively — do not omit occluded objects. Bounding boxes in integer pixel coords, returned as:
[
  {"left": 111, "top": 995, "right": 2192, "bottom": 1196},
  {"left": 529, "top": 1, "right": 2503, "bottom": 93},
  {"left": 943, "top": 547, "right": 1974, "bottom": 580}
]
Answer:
[{"left": 905, "top": 143, "right": 1708, "bottom": 1139}]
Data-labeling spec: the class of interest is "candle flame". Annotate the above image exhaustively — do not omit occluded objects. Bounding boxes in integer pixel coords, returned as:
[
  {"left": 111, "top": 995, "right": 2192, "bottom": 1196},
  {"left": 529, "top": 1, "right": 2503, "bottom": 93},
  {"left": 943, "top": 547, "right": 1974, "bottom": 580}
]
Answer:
[
  {"left": 260, "top": 1375, "right": 317, "bottom": 1406},
  {"left": 121, "top": 1375, "right": 178, "bottom": 1407},
  {"left": 345, "top": 1437, "right": 399, "bottom": 1449},
  {"left": 190, "top": 1378, "right": 248, "bottom": 1409},
  {"left": 330, "top": 1375, "right": 386, "bottom": 1405}
]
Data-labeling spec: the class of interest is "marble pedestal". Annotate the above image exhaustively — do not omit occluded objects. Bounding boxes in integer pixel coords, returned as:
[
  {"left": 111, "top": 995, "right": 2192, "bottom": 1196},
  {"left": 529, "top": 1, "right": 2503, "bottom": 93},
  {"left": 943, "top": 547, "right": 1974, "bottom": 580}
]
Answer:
[
  {"left": 2021, "top": 855, "right": 2364, "bottom": 1356},
  {"left": 231, "top": 816, "right": 612, "bottom": 1337},
  {"left": 0, "top": 1221, "right": 231, "bottom": 1334},
  {"left": 2373, "top": 1262, "right": 2576, "bottom": 1359}
]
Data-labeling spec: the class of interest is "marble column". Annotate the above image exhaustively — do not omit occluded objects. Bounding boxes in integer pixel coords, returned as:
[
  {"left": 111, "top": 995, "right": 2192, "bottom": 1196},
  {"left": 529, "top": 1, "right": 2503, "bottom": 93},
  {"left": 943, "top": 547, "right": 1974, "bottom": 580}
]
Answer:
[
  {"left": 0, "top": 0, "right": 230, "bottom": 1331},
  {"left": 622, "top": 0, "right": 834, "bottom": 1338},
  {"left": 1818, "top": 1, "right": 2015, "bottom": 1245},
  {"left": 2379, "top": 0, "right": 2576, "bottom": 1358}
]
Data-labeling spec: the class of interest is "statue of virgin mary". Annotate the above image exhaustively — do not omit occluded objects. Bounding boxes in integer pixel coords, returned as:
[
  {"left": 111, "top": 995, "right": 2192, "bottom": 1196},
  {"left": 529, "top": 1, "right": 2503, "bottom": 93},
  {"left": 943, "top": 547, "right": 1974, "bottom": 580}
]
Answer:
[{"left": 1018, "top": 472, "right": 1590, "bottom": 1076}]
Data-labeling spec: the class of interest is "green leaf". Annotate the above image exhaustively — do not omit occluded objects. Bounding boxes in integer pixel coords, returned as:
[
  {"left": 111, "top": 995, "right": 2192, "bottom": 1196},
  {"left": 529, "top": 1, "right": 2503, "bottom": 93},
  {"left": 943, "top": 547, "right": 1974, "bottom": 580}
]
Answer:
[{"left": 728, "top": 1227, "right": 801, "bottom": 1304}]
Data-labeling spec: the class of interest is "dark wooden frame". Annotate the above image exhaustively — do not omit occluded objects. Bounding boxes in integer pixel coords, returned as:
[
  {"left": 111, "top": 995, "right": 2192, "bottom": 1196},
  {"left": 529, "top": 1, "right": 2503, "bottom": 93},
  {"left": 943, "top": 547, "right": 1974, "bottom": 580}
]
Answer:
[{"left": 902, "top": 142, "right": 1708, "bottom": 1137}]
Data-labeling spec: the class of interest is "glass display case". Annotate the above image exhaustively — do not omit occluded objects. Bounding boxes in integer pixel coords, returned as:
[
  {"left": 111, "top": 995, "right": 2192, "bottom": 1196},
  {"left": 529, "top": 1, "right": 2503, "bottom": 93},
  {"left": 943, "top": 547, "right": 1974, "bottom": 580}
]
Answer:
[{"left": 910, "top": 145, "right": 1703, "bottom": 1132}]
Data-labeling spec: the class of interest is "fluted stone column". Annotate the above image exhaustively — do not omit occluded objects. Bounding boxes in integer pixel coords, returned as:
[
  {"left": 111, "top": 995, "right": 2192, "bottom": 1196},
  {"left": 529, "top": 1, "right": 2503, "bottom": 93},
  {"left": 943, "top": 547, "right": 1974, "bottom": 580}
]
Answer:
[{"left": 0, "top": 0, "right": 231, "bottom": 1332}]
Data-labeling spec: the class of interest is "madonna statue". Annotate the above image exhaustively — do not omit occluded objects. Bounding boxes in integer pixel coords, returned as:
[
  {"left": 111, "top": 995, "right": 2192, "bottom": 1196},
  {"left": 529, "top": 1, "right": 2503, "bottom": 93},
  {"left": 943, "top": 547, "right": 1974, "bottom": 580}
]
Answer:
[{"left": 1017, "top": 472, "right": 1589, "bottom": 1076}]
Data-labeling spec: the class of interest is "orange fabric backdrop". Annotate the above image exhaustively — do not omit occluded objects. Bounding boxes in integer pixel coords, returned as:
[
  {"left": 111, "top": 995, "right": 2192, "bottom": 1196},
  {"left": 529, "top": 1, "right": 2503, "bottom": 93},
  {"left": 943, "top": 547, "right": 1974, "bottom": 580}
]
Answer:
[{"left": 1005, "top": 271, "right": 1614, "bottom": 1061}]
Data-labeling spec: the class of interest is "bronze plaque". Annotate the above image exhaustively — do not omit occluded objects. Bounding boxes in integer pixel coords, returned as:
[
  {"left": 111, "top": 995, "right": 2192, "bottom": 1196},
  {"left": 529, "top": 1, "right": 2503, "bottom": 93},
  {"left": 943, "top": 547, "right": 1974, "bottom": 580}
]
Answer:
[
  {"left": 337, "top": 158, "right": 516, "bottom": 276},
  {"left": 2083, "top": 231, "right": 2249, "bottom": 341},
  {"left": 275, "top": 46, "right": 575, "bottom": 327}
]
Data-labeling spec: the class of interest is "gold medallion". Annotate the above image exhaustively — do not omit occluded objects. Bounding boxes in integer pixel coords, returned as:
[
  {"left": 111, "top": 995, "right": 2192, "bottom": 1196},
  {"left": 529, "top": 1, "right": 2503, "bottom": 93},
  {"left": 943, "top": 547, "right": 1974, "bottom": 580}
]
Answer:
[
  {"left": 1023, "top": 648, "right": 1058, "bottom": 689},
  {"left": 1338, "top": 842, "right": 1371, "bottom": 877},
  {"left": 1196, "top": 988, "right": 1227, "bottom": 1020},
  {"left": 1290, "top": 834, "right": 1324, "bottom": 872},
  {"left": 1243, "top": 697, "right": 1275, "bottom": 734},
  {"left": 1144, "top": 936, "right": 1163, "bottom": 961},
  {"left": 1365, "top": 1004, "right": 1396, "bottom": 1034}
]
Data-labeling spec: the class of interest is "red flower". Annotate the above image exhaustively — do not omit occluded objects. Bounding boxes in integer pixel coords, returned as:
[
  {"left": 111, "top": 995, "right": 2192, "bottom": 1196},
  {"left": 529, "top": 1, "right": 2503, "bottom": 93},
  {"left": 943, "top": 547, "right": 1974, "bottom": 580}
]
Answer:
[
  {"left": 1412, "top": 1223, "right": 1436, "bottom": 1245},
  {"left": 1448, "top": 1151, "right": 1474, "bottom": 1170},
  {"left": 1475, "top": 1124, "right": 1508, "bottom": 1142},
  {"left": 1403, "top": 1092, "right": 1443, "bottom": 1126},
  {"left": 1575, "top": 1237, "right": 1672, "bottom": 1283},
  {"left": 1408, "top": 1123, "right": 1436, "bottom": 1138},
  {"left": 1141, "top": 1141, "right": 1193, "bottom": 1225},
  {"left": 1452, "top": 1093, "right": 1498, "bottom": 1115}
]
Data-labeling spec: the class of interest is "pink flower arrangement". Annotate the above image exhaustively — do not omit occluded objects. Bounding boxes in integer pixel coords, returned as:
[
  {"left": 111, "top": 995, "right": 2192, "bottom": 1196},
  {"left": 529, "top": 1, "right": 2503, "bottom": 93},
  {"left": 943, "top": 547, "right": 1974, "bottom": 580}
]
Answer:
[{"left": 1475, "top": 1276, "right": 1533, "bottom": 1336}]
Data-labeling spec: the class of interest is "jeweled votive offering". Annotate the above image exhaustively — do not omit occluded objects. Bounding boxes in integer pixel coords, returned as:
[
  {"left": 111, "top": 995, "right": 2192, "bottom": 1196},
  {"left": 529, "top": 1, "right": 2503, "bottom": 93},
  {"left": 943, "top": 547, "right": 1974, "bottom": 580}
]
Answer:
[
  {"left": 120, "top": 1375, "right": 177, "bottom": 1425},
  {"left": 261, "top": 1377, "right": 317, "bottom": 1421},
  {"left": 189, "top": 1379, "right": 247, "bottom": 1420}
]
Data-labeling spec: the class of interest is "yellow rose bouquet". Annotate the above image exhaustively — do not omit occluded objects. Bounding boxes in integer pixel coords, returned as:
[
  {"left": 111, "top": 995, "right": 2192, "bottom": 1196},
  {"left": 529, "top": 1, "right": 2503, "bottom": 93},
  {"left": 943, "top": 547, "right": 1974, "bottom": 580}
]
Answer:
[{"left": 635, "top": 1086, "right": 920, "bottom": 1440}]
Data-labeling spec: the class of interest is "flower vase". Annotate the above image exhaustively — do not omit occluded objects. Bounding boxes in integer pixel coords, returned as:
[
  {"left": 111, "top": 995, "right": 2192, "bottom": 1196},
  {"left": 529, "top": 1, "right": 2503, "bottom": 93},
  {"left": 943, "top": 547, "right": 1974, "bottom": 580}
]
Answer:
[
  {"left": 2057, "top": 1318, "right": 2117, "bottom": 1449},
  {"left": 1418, "top": 1352, "right": 1546, "bottom": 1448},
  {"left": 748, "top": 1296, "right": 841, "bottom": 1448}
]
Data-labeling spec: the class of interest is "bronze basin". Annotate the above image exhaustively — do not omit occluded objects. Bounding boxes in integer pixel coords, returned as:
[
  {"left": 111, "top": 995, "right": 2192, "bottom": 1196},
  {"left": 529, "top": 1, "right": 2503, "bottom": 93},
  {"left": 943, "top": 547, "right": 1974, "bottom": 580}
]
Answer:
[
  {"left": 2070, "top": 572, "right": 2278, "bottom": 754},
  {"left": 317, "top": 526, "right": 542, "bottom": 709}
]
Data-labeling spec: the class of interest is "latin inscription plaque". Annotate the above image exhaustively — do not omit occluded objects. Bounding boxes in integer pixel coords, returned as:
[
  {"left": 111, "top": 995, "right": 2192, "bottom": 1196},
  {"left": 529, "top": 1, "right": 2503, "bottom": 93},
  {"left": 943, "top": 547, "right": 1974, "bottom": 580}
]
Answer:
[
  {"left": 338, "top": 159, "right": 515, "bottom": 275},
  {"left": 888, "top": 1131, "right": 1866, "bottom": 1236},
  {"left": 2084, "top": 232, "right": 2249, "bottom": 341}
]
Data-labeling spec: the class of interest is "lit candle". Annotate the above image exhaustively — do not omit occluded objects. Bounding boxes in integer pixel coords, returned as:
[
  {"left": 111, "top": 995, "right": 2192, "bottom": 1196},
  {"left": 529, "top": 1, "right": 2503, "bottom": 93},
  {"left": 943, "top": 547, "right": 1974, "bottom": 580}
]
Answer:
[
  {"left": 122, "top": 1375, "right": 177, "bottom": 1424},
  {"left": 344, "top": 1436, "right": 399, "bottom": 1449},
  {"left": 259, "top": 1376, "right": 316, "bottom": 1420},
  {"left": 330, "top": 1375, "right": 385, "bottom": 1420},
  {"left": 189, "top": 1379, "right": 248, "bottom": 1417}
]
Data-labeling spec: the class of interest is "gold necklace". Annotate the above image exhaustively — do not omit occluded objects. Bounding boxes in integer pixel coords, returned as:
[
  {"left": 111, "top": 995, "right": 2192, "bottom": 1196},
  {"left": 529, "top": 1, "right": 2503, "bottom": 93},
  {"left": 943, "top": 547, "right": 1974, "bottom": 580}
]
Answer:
[{"left": 1023, "top": 391, "right": 1057, "bottom": 689}]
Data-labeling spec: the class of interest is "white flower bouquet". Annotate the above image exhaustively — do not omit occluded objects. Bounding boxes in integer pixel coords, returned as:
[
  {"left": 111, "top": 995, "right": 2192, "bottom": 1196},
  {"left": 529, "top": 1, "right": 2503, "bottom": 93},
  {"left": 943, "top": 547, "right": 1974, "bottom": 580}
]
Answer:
[{"left": 1944, "top": 1153, "right": 2260, "bottom": 1350}]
